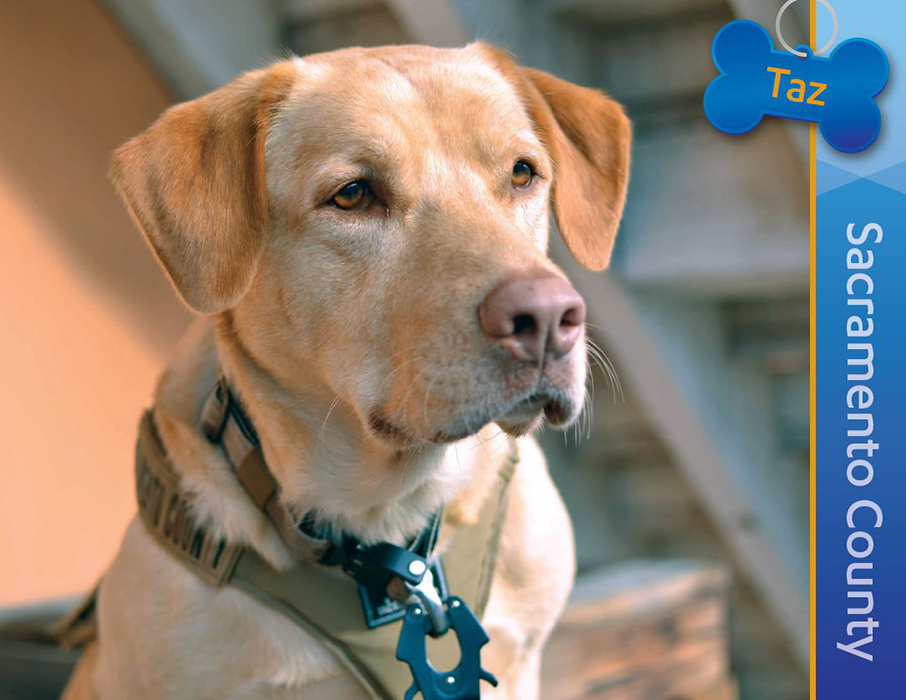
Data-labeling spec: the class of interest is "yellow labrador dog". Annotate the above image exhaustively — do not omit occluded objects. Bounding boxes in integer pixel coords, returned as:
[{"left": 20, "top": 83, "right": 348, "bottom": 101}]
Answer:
[{"left": 63, "top": 43, "right": 630, "bottom": 699}]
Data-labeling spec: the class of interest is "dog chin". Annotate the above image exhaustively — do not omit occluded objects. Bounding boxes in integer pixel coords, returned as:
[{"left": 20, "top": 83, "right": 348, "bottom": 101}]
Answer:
[{"left": 496, "top": 414, "right": 543, "bottom": 437}]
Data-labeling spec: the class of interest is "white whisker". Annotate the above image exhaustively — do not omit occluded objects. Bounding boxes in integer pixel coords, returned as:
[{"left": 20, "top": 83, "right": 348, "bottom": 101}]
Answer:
[{"left": 316, "top": 395, "right": 342, "bottom": 450}]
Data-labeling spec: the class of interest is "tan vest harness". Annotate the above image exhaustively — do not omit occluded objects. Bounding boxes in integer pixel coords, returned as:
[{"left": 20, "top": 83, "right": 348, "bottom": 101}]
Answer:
[{"left": 133, "top": 380, "right": 517, "bottom": 699}]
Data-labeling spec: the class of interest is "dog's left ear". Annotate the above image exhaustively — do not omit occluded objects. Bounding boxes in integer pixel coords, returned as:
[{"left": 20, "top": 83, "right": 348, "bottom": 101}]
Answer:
[{"left": 482, "top": 45, "right": 632, "bottom": 270}]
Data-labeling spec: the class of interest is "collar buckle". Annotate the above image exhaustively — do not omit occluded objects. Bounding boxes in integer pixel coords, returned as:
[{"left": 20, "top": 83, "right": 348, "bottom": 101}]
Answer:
[{"left": 330, "top": 541, "right": 431, "bottom": 591}]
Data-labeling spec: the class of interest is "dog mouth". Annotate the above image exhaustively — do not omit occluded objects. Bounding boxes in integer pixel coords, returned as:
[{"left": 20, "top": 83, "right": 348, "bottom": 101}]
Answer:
[
  {"left": 367, "top": 358, "right": 582, "bottom": 450},
  {"left": 492, "top": 386, "right": 575, "bottom": 435},
  {"left": 368, "top": 413, "right": 414, "bottom": 444},
  {"left": 418, "top": 382, "right": 576, "bottom": 445}
]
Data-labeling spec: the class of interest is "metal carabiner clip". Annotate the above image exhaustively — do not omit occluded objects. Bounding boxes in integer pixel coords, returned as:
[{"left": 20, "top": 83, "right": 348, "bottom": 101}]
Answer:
[{"left": 405, "top": 568, "right": 449, "bottom": 635}]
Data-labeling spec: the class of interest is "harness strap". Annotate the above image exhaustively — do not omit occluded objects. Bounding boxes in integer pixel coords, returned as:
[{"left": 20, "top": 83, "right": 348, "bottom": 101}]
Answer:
[{"left": 135, "top": 412, "right": 242, "bottom": 585}]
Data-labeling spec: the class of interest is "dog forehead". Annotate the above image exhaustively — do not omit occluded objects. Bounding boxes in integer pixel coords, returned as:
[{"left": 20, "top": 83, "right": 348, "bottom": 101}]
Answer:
[
  {"left": 310, "top": 44, "right": 518, "bottom": 99},
  {"left": 276, "top": 46, "right": 534, "bottom": 152}
]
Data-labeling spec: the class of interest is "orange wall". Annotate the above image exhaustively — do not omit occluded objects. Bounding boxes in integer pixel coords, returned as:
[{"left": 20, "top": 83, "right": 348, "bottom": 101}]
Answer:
[{"left": 0, "top": 2, "right": 188, "bottom": 604}]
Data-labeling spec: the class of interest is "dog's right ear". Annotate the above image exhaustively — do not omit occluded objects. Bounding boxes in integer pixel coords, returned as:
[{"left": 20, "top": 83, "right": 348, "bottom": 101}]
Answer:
[
  {"left": 479, "top": 44, "right": 632, "bottom": 271},
  {"left": 110, "top": 64, "right": 296, "bottom": 314}
]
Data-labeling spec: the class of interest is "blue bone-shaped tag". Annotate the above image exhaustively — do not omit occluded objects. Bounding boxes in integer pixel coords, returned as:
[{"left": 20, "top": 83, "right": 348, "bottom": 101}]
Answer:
[{"left": 703, "top": 20, "right": 888, "bottom": 153}]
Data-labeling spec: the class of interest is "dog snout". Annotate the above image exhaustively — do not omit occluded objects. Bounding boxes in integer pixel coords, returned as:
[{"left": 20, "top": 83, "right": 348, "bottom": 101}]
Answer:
[{"left": 478, "top": 272, "right": 586, "bottom": 363}]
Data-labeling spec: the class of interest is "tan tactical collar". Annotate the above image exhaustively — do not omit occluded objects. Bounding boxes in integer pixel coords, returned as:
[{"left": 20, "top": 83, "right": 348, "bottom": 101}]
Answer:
[
  {"left": 137, "top": 379, "right": 446, "bottom": 591},
  {"left": 198, "top": 377, "right": 334, "bottom": 564},
  {"left": 135, "top": 378, "right": 366, "bottom": 585}
]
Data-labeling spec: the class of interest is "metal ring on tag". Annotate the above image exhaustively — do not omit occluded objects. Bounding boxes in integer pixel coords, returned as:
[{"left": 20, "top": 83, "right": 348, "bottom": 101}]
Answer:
[{"left": 776, "top": 0, "right": 838, "bottom": 58}]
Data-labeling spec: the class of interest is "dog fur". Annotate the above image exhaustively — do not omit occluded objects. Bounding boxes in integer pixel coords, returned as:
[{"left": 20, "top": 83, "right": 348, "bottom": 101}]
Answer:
[{"left": 62, "top": 43, "right": 630, "bottom": 699}]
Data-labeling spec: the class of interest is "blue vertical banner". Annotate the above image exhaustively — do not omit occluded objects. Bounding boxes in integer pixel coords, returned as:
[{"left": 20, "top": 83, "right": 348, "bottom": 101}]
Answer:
[{"left": 815, "top": 1, "right": 906, "bottom": 696}]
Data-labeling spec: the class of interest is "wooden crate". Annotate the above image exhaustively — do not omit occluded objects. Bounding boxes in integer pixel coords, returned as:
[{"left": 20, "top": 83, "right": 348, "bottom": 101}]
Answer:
[{"left": 542, "top": 560, "right": 734, "bottom": 699}]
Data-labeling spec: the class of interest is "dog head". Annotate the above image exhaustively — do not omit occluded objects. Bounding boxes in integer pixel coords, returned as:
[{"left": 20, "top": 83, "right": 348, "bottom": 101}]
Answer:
[{"left": 111, "top": 44, "right": 631, "bottom": 448}]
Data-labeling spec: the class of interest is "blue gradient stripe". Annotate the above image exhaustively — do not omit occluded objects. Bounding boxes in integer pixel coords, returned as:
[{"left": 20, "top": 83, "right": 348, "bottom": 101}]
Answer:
[{"left": 815, "top": 1, "right": 905, "bottom": 696}]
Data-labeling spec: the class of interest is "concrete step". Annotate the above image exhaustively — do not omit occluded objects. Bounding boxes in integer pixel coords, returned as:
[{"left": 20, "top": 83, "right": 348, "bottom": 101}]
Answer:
[{"left": 542, "top": 559, "right": 734, "bottom": 699}]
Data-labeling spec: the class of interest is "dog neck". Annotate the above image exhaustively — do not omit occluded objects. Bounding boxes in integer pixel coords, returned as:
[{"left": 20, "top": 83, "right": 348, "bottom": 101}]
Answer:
[{"left": 151, "top": 317, "right": 508, "bottom": 569}]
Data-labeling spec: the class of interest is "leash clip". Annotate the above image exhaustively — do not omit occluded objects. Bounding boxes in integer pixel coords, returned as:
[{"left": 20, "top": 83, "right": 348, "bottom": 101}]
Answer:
[
  {"left": 405, "top": 568, "right": 449, "bottom": 635},
  {"left": 397, "top": 595, "right": 497, "bottom": 700}
]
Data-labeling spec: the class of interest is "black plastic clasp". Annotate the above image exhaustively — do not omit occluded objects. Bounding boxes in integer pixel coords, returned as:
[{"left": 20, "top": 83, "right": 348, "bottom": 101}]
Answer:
[
  {"left": 334, "top": 541, "right": 428, "bottom": 591},
  {"left": 396, "top": 596, "right": 498, "bottom": 700}
]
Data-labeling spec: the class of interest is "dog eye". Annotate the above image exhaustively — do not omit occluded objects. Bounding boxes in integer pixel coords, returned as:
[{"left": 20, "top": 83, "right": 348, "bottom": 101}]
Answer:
[
  {"left": 511, "top": 161, "right": 534, "bottom": 188},
  {"left": 330, "top": 181, "right": 374, "bottom": 210}
]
